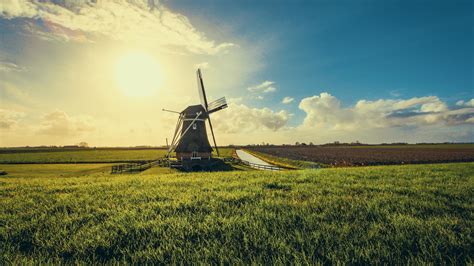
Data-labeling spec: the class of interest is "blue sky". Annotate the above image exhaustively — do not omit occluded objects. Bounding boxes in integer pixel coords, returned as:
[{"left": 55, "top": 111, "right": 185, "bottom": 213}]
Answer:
[
  {"left": 169, "top": 0, "right": 473, "bottom": 101},
  {"left": 0, "top": 0, "right": 473, "bottom": 146},
  {"left": 167, "top": 0, "right": 473, "bottom": 128}
]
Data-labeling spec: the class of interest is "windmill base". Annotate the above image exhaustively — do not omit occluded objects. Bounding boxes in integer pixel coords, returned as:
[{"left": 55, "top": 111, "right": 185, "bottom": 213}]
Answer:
[{"left": 172, "top": 158, "right": 229, "bottom": 172}]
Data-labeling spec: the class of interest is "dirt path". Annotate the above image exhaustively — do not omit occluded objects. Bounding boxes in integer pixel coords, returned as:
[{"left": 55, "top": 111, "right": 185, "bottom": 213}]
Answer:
[{"left": 236, "top": 149, "right": 279, "bottom": 170}]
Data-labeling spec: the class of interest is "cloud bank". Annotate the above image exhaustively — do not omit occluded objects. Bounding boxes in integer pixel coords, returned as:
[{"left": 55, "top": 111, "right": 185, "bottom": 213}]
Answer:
[
  {"left": 1, "top": 92, "right": 473, "bottom": 146},
  {"left": 0, "top": 109, "right": 23, "bottom": 129},
  {"left": 0, "top": 0, "right": 234, "bottom": 54},
  {"left": 37, "top": 110, "right": 95, "bottom": 137},
  {"left": 299, "top": 93, "right": 474, "bottom": 131},
  {"left": 456, "top": 99, "right": 474, "bottom": 107},
  {"left": 0, "top": 59, "right": 26, "bottom": 72},
  {"left": 213, "top": 103, "right": 290, "bottom": 133}
]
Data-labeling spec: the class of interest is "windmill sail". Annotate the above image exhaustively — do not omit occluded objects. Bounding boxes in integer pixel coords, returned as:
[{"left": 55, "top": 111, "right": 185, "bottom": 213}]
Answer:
[
  {"left": 197, "top": 69, "right": 208, "bottom": 111},
  {"left": 196, "top": 68, "right": 223, "bottom": 157},
  {"left": 207, "top": 97, "right": 228, "bottom": 114}
]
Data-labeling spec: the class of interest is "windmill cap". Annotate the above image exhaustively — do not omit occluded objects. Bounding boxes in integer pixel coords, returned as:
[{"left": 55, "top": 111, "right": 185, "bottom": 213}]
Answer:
[{"left": 181, "top": 104, "right": 208, "bottom": 118}]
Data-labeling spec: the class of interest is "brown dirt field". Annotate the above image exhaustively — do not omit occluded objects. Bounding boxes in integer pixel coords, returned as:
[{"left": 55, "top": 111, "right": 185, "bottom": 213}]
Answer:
[{"left": 247, "top": 145, "right": 474, "bottom": 166}]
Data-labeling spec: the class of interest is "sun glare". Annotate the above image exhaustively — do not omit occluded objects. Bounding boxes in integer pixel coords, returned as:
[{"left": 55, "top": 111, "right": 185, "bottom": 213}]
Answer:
[{"left": 115, "top": 52, "right": 162, "bottom": 97}]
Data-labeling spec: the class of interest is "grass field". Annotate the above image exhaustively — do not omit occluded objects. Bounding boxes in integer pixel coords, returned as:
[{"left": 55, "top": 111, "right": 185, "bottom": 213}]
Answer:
[
  {"left": 0, "top": 163, "right": 472, "bottom": 264},
  {"left": 0, "top": 149, "right": 166, "bottom": 163},
  {"left": 0, "top": 164, "right": 114, "bottom": 178},
  {"left": 0, "top": 148, "right": 235, "bottom": 164}
]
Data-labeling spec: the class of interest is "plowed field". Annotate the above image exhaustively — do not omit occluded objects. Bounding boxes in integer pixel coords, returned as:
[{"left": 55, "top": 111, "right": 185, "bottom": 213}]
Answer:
[{"left": 248, "top": 145, "right": 474, "bottom": 166}]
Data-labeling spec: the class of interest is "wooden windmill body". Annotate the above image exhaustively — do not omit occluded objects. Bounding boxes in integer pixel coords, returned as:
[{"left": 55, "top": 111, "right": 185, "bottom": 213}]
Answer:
[{"left": 164, "top": 69, "right": 227, "bottom": 171}]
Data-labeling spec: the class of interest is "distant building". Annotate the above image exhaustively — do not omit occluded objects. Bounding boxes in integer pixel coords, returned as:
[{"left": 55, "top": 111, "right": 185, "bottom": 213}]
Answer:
[{"left": 63, "top": 145, "right": 80, "bottom": 148}]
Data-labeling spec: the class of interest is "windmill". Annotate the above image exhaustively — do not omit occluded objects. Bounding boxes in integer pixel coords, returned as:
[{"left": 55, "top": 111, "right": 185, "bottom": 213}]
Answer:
[{"left": 163, "top": 69, "right": 228, "bottom": 171}]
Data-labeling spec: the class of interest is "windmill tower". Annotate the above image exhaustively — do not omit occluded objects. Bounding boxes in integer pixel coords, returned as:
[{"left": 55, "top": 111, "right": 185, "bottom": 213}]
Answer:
[{"left": 164, "top": 69, "right": 228, "bottom": 171}]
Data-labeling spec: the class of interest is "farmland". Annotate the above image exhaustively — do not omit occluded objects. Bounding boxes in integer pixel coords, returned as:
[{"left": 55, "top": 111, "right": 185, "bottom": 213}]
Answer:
[
  {"left": 0, "top": 162, "right": 473, "bottom": 264},
  {"left": 0, "top": 148, "right": 235, "bottom": 164},
  {"left": 248, "top": 144, "right": 474, "bottom": 167},
  {"left": 0, "top": 149, "right": 166, "bottom": 164},
  {"left": 0, "top": 164, "right": 115, "bottom": 178},
  {"left": 0, "top": 146, "right": 472, "bottom": 263}
]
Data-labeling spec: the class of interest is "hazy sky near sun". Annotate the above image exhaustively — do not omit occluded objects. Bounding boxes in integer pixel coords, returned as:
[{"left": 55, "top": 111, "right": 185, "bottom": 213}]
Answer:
[{"left": 0, "top": 0, "right": 473, "bottom": 147}]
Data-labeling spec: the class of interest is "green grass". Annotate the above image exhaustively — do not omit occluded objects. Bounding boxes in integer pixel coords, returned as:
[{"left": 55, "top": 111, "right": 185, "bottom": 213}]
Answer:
[
  {"left": 0, "top": 163, "right": 472, "bottom": 264},
  {"left": 0, "top": 164, "right": 115, "bottom": 178},
  {"left": 0, "top": 148, "right": 235, "bottom": 164},
  {"left": 0, "top": 149, "right": 167, "bottom": 163},
  {"left": 139, "top": 166, "right": 179, "bottom": 175},
  {"left": 213, "top": 147, "right": 235, "bottom": 158}
]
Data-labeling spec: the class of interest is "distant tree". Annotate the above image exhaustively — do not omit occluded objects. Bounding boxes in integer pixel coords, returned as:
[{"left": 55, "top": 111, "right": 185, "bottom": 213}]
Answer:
[
  {"left": 301, "top": 143, "right": 307, "bottom": 146},
  {"left": 295, "top": 142, "right": 300, "bottom": 146},
  {"left": 78, "top": 142, "right": 89, "bottom": 148},
  {"left": 309, "top": 142, "right": 314, "bottom": 146}
]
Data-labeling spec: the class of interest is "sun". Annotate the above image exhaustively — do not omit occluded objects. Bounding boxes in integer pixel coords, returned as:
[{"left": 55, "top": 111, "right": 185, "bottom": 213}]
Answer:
[{"left": 115, "top": 52, "right": 162, "bottom": 97}]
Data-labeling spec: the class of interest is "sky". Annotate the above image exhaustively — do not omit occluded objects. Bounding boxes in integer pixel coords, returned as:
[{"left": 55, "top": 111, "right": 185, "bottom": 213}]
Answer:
[{"left": 0, "top": 0, "right": 473, "bottom": 147}]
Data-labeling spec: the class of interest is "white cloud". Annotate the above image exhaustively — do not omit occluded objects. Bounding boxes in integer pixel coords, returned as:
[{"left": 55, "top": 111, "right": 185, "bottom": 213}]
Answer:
[
  {"left": 247, "top": 80, "right": 276, "bottom": 93},
  {"left": 21, "top": 19, "right": 91, "bottom": 43},
  {"left": 1, "top": 81, "right": 30, "bottom": 102},
  {"left": 389, "top": 90, "right": 401, "bottom": 97},
  {"left": 456, "top": 99, "right": 474, "bottom": 107},
  {"left": 0, "top": 59, "right": 26, "bottom": 72},
  {"left": 212, "top": 103, "right": 290, "bottom": 133},
  {"left": 299, "top": 92, "right": 474, "bottom": 130},
  {"left": 282, "top": 96, "right": 294, "bottom": 104},
  {"left": 37, "top": 110, "right": 95, "bottom": 136},
  {"left": 263, "top": 86, "right": 276, "bottom": 93},
  {"left": 0, "top": 0, "right": 37, "bottom": 18},
  {"left": 227, "top": 97, "right": 243, "bottom": 104},
  {"left": 0, "top": 109, "right": 24, "bottom": 129},
  {"left": 194, "top": 62, "right": 210, "bottom": 69},
  {"left": 1, "top": 0, "right": 234, "bottom": 55}
]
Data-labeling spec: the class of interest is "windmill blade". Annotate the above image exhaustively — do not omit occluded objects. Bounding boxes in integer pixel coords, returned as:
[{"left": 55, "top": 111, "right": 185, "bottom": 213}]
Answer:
[
  {"left": 170, "top": 112, "right": 203, "bottom": 153},
  {"left": 197, "top": 69, "right": 209, "bottom": 111},
  {"left": 170, "top": 114, "right": 183, "bottom": 147},
  {"left": 207, "top": 115, "right": 220, "bottom": 157},
  {"left": 207, "top": 97, "right": 228, "bottom": 114},
  {"left": 197, "top": 68, "right": 221, "bottom": 156},
  {"left": 162, "top": 108, "right": 180, "bottom": 114},
  {"left": 167, "top": 114, "right": 183, "bottom": 158}
]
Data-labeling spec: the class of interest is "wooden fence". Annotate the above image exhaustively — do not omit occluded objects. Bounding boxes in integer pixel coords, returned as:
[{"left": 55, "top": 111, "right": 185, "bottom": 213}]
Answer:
[
  {"left": 111, "top": 160, "right": 163, "bottom": 174},
  {"left": 111, "top": 155, "right": 282, "bottom": 173},
  {"left": 224, "top": 156, "right": 282, "bottom": 171},
  {"left": 239, "top": 159, "right": 282, "bottom": 171}
]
